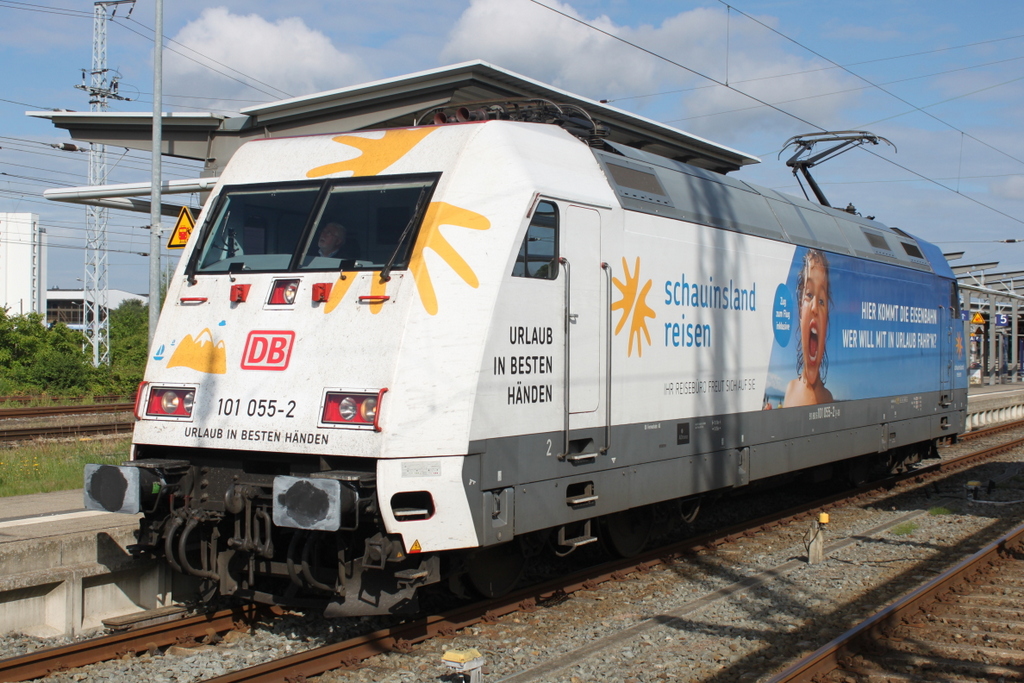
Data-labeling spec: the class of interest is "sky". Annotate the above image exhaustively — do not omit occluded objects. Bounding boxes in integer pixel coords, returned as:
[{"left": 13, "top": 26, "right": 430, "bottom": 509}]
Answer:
[{"left": 2, "top": 0, "right": 1024, "bottom": 295}]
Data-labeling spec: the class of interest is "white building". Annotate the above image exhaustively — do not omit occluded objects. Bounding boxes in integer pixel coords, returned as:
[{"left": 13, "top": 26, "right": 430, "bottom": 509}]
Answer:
[
  {"left": 46, "top": 288, "right": 148, "bottom": 329},
  {"left": 0, "top": 213, "right": 47, "bottom": 315}
]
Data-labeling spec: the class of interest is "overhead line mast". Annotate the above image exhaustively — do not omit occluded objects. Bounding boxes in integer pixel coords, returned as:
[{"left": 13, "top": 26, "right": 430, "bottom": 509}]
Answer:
[{"left": 76, "top": 0, "right": 134, "bottom": 366}]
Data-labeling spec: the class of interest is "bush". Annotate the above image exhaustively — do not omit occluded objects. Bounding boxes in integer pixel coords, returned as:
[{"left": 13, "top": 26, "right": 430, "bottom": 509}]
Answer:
[
  {"left": 21, "top": 347, "right": 96, "bottom": 390},
  {"left": 100, "top": 298, "right": 149, "bottom": 395},
  {"left": 0, "top": 300, "right": 149, "bottom": 396}
]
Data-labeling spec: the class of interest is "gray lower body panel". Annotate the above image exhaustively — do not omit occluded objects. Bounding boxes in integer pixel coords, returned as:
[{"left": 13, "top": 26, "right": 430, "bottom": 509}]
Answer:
[{"left": 466, "top": 389, "right": 966, "bottom": 544}]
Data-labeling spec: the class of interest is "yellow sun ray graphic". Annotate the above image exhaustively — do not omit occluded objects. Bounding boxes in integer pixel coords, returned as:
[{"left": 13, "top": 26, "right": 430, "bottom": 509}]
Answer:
[
  {"left": 306, "top": 129, "right": 435, "bottom": 178},
  {"left": 612, "top": 257, "right": 656, "bottom": 357},
  {"left": 408, "top": 202, "right": 491, "bottom": 315},
  {"left": 321, "top": 203, "right": 490, "bottom": 316},
  {"left": 307, "top": 127, "right": 490, "bottom": 315},
  {"left": 322, "top": 272, "right": 357, "bottom": 315}
]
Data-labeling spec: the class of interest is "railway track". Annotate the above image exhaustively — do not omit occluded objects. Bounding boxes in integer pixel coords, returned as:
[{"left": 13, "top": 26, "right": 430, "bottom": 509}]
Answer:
[
  {"left": 0, "top": 420, "right": 133, "bottom": 443},
  {"left": 0, "top": 403, "right": 133, "bottom": 420},
  {"left": 3, "top": 428, "right": 1016, "bottom": 683},
  {"left": 0, "top": 606, "right": 263, "bottom": 683},
  {"left": 962, "top": 418, "right": 1024, "bottom": 441},
  {"left": 0, "top": 395, "right": 128, "bottom": 407},
  {"left": 193, "top": 433, "right": 1024, "bottom": 683},
  {"left": 768, "top": 520, "right": 1024, "bottom": 682}
]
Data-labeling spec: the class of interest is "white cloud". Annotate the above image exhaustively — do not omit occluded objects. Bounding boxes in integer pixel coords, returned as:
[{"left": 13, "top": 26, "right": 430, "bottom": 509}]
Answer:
[
  {"left": 440, "top": 0, "right": 860, "bottom": 143},
  {"left": 991, "top": 176, "right": 1024, "bottom": 201},
  {"left": 165, "top": 7, "right": 367, "bottom": 113},
  {"left": 440, "top": 0, "right": 659, "bottom": 98}
]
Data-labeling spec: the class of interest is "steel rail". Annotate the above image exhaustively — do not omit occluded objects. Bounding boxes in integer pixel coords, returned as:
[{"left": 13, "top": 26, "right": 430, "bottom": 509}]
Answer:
[
  {"left": 0, "top": 606, "right": 265, "bottom": 683},
  {"left": 0, "top": 403, "right": 133, "bottom": 419},
  {"left": 961, "top": 417, "right": 1024, "bottom": 440},
  {"left": 766, "top": 519, "right": 1024, "bottom": 683},
  {"left": 196, "top": 437, "right": 1024, "bottom": 683},
  {"left": 0, "top": 420, "right": 134, "bottom": 442},
  {"left": 0, "top": 395, "right": 129, "bottom": 406}
]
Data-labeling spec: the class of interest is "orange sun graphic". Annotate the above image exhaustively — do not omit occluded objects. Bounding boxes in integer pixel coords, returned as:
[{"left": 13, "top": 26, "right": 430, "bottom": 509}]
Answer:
[
  {"left": 311, "top": 129, "right": 490, "bottom": 316},
  {"left": 307, "top": 129, "right": 435, "bottom": 178},
  {"left": 612, "top": 257, "right": 656, "bottom": 357}
]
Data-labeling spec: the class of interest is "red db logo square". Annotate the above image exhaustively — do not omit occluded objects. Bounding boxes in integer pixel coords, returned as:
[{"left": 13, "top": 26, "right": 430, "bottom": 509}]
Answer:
[{"left": 241, "top": 331, "right": 295, "bottom": 371}]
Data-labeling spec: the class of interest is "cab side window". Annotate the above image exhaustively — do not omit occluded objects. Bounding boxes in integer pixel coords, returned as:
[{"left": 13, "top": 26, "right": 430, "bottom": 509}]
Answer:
[{"left": 512, "top": 201, "right": 558, "bottom": 279}]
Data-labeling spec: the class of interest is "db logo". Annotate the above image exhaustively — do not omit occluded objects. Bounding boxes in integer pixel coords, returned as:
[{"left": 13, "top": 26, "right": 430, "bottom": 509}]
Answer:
[{"left": 241, "top": 331, "right": 295, "bottom": 371}]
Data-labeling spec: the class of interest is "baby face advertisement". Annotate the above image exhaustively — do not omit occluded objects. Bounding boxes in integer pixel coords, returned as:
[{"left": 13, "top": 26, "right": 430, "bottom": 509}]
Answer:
[{"left": 763, "top": 246, "right": 961, "bottom": 409}]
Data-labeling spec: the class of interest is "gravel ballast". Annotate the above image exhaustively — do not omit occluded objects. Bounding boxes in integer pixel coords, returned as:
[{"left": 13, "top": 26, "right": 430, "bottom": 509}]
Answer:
[{"left": 3, "top": 432, "right": 1022, "bottom": 683}]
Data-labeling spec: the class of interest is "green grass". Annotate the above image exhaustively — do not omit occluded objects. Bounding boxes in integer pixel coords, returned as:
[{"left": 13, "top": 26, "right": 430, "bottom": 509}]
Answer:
[
  {"left": 890, "top": 521, "right": 920, "bottom": 536},
  {"left": 928, "top": 506, "right": 957, "bottom": 516},
  {"left": 0, "top": 436, "right": 131, "bottom": 497}
]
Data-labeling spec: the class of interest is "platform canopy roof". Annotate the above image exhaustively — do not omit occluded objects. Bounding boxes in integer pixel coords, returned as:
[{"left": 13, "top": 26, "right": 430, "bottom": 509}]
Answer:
[{"left": 28, "top": 61, "right": 759, "bottom": 178}]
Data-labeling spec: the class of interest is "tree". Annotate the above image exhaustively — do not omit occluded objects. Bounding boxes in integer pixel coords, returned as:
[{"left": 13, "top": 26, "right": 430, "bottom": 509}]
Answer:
[
  {"left": 0, "top": 310, "right": 95, "bottom": 394},
  {"left": 103, "top": 298, "right": 149, "bottom": 394}
]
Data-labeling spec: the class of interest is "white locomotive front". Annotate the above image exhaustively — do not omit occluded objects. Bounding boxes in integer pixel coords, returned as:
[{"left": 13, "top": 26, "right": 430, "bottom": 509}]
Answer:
[{"left": 84, "top": 103, "right": 967, "bottom": 615}]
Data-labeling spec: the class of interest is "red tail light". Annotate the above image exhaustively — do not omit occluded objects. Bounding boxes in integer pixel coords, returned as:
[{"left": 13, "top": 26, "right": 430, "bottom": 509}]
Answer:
[
  {"left": 321, "top": 389, "right": 387, "bottom": 431},
  {"left": 145, "top": 386, "right": 196, "bottom": 418}
]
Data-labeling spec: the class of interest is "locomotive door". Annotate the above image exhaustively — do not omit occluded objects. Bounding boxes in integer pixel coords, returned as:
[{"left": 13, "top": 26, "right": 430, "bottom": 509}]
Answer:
[
  {"left": 940, "top": 281, "right": 957, "bottom": 393},
  {"left": 940, "top": 308, "right": 952, "bottom": 392},
  {"left": 563, "top": 205, "right": 603, "bottom": 417}
]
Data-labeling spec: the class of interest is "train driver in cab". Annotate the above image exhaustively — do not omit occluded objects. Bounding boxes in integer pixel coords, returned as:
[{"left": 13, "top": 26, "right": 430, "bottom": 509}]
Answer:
[{"left": 306, "top": 221, "right": 360, "bottom": 264}]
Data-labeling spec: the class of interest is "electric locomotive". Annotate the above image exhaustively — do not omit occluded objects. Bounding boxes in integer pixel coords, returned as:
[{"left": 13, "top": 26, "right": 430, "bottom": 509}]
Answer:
[{"left": 85, "top": 70, "right": 967, "bottom": 616}]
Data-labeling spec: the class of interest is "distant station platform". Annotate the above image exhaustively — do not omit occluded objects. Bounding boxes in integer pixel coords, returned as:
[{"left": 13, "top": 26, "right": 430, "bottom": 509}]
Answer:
[
  {"left": 967, "top": 381, "right": 1024, "bottom": 430},
  {"left": 0, "top": 490, "right": 173, "bottom": 638},
  {"left": 0, "top": 489, "right": 133, "bottom": 541},
  {"left": 968, "top": 380, "right": 1024, "bottom": 396}
]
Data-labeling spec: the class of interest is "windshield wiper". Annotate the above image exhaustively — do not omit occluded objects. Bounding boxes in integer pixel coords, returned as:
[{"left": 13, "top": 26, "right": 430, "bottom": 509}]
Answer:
[
  {"left": 186, "top": 208, "right": 230, "bottom": 284},
  {"left": 378, "top": 186, "right": 429, "bottom": 283}
]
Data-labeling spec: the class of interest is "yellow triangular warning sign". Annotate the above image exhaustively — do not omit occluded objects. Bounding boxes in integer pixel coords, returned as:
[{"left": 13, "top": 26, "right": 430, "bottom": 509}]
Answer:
[
  {"left": 409, "top": 540, "right": 422, "bottom": 553},
  {"left": 971, "top": 312, "right": 986, "bottom": 325},
  {"left": 166, "top": 206, "right": 196, "bottom": 249}
]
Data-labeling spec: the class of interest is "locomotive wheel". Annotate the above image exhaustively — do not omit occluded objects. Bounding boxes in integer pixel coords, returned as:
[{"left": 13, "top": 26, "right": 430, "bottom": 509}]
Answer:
[
  {"left": 465, "top": 540, "right": 525, "bottom": 598},
  {"left": 600, "top": 506, "right": 654, "bottom": 558}
]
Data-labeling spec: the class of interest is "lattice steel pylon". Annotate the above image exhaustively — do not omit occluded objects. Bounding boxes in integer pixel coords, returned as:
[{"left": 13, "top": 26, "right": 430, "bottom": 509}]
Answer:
[{"left": 77, "top": 0, "right": 134, "bottom": 366}]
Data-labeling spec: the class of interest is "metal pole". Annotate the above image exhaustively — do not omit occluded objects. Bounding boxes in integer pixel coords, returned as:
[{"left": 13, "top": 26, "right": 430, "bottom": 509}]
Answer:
[
  {"left": 1013, "top": 298, "right": 1019, "bottom": 382},
  {"left": 82, "top": 1, "right": 132, "bottom": 366},
  {"left": 988, "top": 294, "right": 997, "bottom": 385},
  {"left": 148, "top": 0, "right": 163, "bottom": 345}
]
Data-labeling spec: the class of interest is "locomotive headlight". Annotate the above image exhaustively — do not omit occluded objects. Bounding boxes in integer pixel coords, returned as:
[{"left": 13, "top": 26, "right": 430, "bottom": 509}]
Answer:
[
  {"left": 269, "top": 279, "right": 300, "bottom": 305},
  {"left": 321, "top": 389, "right": 388, "bottom": 431},
  {"left": 160, "top": 391, "right": 180, "bottom": 414},
  {"left": 283, "top": 282, "right": 298, "bottom": 304},
  {"left": 145, "top": 385, "right": 197, "bottom": 419},
  {"left": 359, "top": 397, "right": 377, "bottom": 422},
  {"left": 338, "top": 397, "right": 358, "bottom": 421}
]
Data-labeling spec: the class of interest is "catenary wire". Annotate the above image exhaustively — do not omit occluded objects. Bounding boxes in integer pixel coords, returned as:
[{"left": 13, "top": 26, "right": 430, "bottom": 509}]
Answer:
[
  {"left": 526, "top": 0, "right": 1024, "bottom": 226},
  {"left": 720, "top": 1, "right": 1024, "bottom": 169}
]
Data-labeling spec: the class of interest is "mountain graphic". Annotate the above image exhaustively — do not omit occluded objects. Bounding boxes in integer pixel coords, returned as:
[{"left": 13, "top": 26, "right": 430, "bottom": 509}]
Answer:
[{"left": 167, "top": 328, "right": 227, "bottom": 374}]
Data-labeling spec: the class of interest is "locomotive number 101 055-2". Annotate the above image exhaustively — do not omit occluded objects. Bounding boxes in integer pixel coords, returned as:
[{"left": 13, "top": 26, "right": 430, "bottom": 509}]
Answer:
[{"left": 216, "top": 397, "right": 297, "bottom": 419}]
